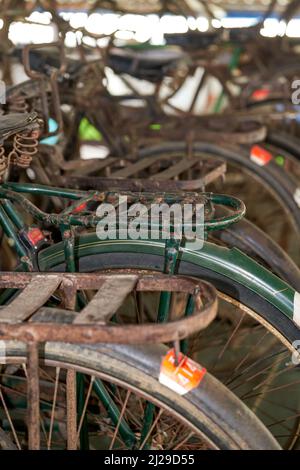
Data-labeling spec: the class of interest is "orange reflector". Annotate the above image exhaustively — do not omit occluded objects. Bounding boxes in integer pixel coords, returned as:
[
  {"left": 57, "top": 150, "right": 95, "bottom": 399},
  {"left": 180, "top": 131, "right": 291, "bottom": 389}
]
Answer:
[
  {"left": 250, "top": 145, "right": 273, "bottom": 166},
  {"left": 72, "top": 202, "right": 88, "bottom": 214},
  {"left": 159, "top": 349, "right": 206, "bottom": 395},
  {"left": 251, "top": 88, "right": 270, "bottom": 101},
  {"left": 27, "top": 228, "right": 45, "bottom": 246}
]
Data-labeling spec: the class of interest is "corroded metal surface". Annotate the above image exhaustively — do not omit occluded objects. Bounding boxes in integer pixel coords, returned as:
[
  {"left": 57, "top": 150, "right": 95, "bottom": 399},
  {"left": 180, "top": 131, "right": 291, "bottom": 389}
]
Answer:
[
  {"left": 0, "top": 272, "right": 217, "bottom": 344},
  {"left": 0, "top": 270, "right": 217, "bottom": 450},
  {"left": 64, "top": 157, "right": 227, "bottom": 191}
]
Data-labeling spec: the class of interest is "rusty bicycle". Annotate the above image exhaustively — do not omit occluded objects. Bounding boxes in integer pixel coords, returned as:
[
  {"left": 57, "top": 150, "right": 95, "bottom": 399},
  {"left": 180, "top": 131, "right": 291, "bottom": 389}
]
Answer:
[{"left": 0, "top": 112, "right": 298, "bottom": 449}]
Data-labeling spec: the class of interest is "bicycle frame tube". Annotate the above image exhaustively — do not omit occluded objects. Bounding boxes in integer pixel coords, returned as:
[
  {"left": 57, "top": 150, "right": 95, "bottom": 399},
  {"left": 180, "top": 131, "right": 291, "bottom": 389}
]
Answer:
[{"left": 2, "top": 182, "right": 85, "bottom": 199}]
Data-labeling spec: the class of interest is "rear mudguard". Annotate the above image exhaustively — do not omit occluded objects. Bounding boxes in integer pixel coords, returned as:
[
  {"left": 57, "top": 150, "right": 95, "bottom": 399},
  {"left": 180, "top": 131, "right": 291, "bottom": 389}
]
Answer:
[
  {"left": 213, "top": 216, "right": 300, "bottom": 291},
  {"left": 38, "top": 234, "right": 299, "bottom": 332}
]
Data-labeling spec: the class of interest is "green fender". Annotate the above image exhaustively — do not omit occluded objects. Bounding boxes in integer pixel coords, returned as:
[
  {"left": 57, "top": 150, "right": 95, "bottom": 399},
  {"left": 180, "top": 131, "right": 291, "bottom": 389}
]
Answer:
[{"left": 38, "top": 234, "right": 298, "bottom": 324}]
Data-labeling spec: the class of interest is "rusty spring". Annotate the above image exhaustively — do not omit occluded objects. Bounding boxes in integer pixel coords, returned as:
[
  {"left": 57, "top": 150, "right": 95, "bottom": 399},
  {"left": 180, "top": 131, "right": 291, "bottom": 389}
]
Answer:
[
  {"left": 7, "top": 92, "right": 29, "bottom": 113},
  {"left": 0, "top": 145, "right": 7, "bottom": 177},
  {"left": 11, "top": 131, "right": 39, "bottom": 169}
]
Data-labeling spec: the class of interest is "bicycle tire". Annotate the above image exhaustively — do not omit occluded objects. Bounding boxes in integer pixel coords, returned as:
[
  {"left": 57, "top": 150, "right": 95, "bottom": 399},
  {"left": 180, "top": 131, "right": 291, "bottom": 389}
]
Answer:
[{"left": 0, "top": 340, "right": 280, "bottom": 450}]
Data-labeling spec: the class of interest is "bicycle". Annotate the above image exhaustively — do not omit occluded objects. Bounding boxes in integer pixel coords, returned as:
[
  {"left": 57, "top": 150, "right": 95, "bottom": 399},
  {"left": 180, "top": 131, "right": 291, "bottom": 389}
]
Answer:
[{"left": 0, "top": 113, "right": 299, "bottom": 449}]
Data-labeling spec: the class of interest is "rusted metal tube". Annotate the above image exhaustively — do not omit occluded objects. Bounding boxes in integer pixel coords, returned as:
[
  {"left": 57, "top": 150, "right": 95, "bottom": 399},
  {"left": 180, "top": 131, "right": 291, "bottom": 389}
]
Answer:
[{"left": 27, "top": 342, "right": 40, "bottom": 450}]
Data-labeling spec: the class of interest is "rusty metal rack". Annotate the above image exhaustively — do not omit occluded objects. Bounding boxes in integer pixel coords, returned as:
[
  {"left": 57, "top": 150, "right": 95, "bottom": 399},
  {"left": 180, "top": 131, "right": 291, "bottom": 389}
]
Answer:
[
  {"left": 62, "top": 153, "right": 226, "bottom": 192},
  {"left": 0, "top": 271, "right": 217, "bottom": 449},
  {"left": 0, "top": 272, "right": 217, "bottom": 343}
]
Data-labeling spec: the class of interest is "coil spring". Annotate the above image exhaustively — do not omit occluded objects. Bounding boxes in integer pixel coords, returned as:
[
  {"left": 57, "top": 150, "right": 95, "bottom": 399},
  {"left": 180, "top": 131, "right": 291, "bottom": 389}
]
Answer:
[
  {"left": 12, "top": 131, "right": 39, "bottom": 168},
  {"left": 8, "top": 92, "right": 29, "bottom": 113},
  {"left": 0, "top": 145, "right": 7, "bottom": 178}
]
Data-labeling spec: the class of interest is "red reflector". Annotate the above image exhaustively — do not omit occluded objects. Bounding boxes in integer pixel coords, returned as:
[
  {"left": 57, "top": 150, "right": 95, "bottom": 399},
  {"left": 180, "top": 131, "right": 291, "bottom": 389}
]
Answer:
[
  {"left": 72, "top": 202, "right": 87, "bottom": 214},
  {"left": 27, "top": 228, "right": 45, "bottom": 246},
  {"left": 250, "top": 145, "right": 273, "bottom": 166},
  {"left": 251, "top": 88, "right": 270, "bottom": 101}
]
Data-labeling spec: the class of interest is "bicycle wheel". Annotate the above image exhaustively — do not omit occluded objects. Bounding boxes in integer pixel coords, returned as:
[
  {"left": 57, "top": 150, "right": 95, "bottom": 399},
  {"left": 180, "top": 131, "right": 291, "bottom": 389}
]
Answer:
[
  {"left": 38, "top": 235, "right": 300, "bottom": 449},
  {"left": 138, "top": 142, "right": 300, "bottom": 230},
  {"left": 0, "top": 341, "right": 279, "bottom": 450},
  {"left": 137, "top": 142, "right": 300, "bottom": 263}
]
